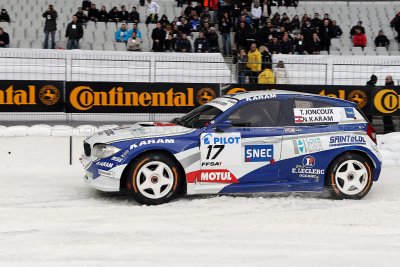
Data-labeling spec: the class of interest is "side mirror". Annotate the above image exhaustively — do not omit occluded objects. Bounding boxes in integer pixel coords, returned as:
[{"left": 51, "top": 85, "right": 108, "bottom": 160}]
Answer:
[{"left": 215, "top": 120, "right": 232, "bottom": 132}]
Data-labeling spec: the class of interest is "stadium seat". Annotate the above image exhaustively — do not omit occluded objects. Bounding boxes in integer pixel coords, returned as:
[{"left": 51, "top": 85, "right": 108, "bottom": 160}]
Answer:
[
  {"left": 115, "top": 42, "right": 127, "bottom": 51},
  {"left": 104, "top": 42, "right": 116, "bottom": 51},
  {"left": 31, "top": 40, "right": 43, "bottom": 49}
]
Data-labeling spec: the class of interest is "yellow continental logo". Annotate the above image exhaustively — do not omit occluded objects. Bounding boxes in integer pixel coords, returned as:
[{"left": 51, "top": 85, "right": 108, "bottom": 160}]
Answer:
[
  {"left": 0, "top": 85, "right": 36, "bottom": 105},
  {"left": 69, "top": 86, "right": 195, "bottom": 111},
  {"left": 197, "top": 87, "right": 217, "bottom": 105},
  {"left": 374, "top": 89, "right": 400, "bottom": 114},
  {"left": 347, "top": 90, "right": 368, "bottom": 108},
  {"left": 226, "top": 87, "right": 247, "bottom": 95},
  {"left": 39, "top": 85, "right": 60, "bottom": 105}
]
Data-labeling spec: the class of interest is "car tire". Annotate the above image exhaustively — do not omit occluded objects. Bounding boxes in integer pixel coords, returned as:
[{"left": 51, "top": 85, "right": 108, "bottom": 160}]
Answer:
[
  {"left": 326, "top": 153, "right": 373, "bottom": 200},
  {"left": 126, "top": 152, "right": 183, "bottom": 205}
]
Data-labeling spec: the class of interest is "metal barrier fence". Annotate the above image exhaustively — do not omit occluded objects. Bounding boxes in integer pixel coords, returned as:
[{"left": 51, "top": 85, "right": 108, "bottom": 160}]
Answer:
[
  {"left": 332, "top": 64, "right": 400, "bottom": 86},
  {"left": 235, "top": 62, "right": 328, "bottom": 85}
]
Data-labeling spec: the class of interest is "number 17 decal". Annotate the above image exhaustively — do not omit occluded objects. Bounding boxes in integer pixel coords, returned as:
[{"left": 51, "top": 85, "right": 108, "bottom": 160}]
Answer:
[{"left": 206, "top": 145, "right": 225, "bottom": 160}]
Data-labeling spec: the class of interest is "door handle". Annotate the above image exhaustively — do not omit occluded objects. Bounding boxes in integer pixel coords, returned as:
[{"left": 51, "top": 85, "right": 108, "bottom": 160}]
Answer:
[{"left": 262, "top": 138, "right": 281, "bottom": 143}]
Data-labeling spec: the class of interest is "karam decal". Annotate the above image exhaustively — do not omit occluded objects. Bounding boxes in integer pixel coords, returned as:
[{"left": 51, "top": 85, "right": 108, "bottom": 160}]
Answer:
[
  {"left": 130, "top": 139, "right": 175, "bottom": 149},
  {"left": 245, "top": 94, "right": 277, "bottom": 101},
  {"left": 329, "top": 135, "right": 366, "bottom": 147},
  {"left": 292, "top": 137, "right": 324, "bottom": 155},
  {"left": 294, "top": 107, "right": 342, "bottom": 124},
  {"left": 96, "top": 161, "right": 113, "bottom": 168},
  {"left": 244, "top": 145, "right": 274, "bottom": 162}
]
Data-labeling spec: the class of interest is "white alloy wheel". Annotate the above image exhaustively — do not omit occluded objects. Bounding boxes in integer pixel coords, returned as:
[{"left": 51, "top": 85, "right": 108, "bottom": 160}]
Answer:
[
  {"left": 136, "top": 161, "right": 175, "bottom": 199},
  {"left": 334, "top": 160, "right": 369, "bottom": 195}
]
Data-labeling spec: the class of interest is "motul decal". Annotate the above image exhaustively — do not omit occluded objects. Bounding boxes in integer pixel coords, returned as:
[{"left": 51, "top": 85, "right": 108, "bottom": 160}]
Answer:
[{"left": 186, "top": 169, "right": 239, "bottom": 184}]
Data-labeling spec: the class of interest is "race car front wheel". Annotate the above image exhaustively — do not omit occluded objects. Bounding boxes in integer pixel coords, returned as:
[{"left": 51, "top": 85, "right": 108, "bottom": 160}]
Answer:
[
  {"left": 327, "top": 153, "right": 373, "bottom": 200},
  {"left": 127, "top": 152, "right": 183, "bottom": 205}
]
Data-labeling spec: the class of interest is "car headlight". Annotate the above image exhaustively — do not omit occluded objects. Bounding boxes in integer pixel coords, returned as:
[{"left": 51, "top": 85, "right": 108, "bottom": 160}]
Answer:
[{"left": 92, "top": 144, "right": 121, "bottom": 159}]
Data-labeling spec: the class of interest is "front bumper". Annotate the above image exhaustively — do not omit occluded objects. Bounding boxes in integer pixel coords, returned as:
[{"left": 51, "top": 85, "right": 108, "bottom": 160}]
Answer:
[
  {"left": 80, "top": 155, "right": 121, "bottom": 192},
  {"left": 83, "top": 172, "right": 120, "bottom": 192}
]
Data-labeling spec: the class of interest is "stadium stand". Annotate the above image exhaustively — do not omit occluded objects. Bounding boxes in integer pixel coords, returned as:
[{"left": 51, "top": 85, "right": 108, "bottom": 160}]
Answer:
[{"left": 0, "top": 0, "right": 398, "bottom": 55}]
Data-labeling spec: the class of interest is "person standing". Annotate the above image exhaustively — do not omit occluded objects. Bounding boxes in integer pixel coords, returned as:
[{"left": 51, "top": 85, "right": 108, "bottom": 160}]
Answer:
[
  {"left": 319, "top": 19, "right": 333, "bottom": 53},
  {"left": 258, "top": 66, "right": 275, "bottom": 84},
  {"left": 274, "top": 61, "right": 289, "bottom": 84},
  {"left": 247, "top": 43, "right": 262, "bottom": 84},
  {"left": 151, "top": 22, "right": 165, "bottom": 52},
  {"left": 146, "top": 0, "right": 160, "bottom": 25},
  {"left": 250, "top": 2, "right": 262, "bottom": 29},
  {"left": 65, "top": 15, "right": 83, "bottom": 50},
  {"left": 390, "top": 12, "right": 400, "bottom": 42},
  {"left": 0, "top": 28, "right": 10, "bottom": 48},
  {"left": 233, "top": 49, "right": 248, "bottom": 84},
  {"left": 365, "top": 74, "right": 377, "bottom": 123},
  {"left": 220, "top": 14, "right": 232, "bottom": 56},
  {"left": 383, "top": 75, "right": 396, "bottom": 133},
  {"left": 43, "top": 5, "right": 58, "bottom": 49}
]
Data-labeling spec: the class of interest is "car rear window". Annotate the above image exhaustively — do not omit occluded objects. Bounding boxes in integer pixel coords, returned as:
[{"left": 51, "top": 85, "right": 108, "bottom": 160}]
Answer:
[{"left": 294, "top": 99, "right": 331, "bottom": 109}]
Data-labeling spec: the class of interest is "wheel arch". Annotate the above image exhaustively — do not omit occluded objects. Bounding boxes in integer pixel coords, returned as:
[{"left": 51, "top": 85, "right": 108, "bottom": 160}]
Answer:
[
  {"left": 324, "top": 149, "right": 375, "bottom": 186},
  {"left": 119, "top": 149, "right": 187, "bottom": 194}
]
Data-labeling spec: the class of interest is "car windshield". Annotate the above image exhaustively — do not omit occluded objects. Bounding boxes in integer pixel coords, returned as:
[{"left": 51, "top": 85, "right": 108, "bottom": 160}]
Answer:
[{"left": 171, "top": 105, "right": 224, "bottom": 129}]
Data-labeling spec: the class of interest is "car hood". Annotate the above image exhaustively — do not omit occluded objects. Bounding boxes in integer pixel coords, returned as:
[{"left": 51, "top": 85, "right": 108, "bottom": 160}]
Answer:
[{"left": 85, "top": 122, "right": 196, "bottom": 145}]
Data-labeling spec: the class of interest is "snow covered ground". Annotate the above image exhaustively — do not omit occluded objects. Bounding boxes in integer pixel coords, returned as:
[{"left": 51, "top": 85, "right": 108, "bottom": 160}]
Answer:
[
  {"left": 0, "top": 164, "right": 399, "bottom": 267},
  {"left": 0, "top": 130, "right": 400, "bottom": 266}
]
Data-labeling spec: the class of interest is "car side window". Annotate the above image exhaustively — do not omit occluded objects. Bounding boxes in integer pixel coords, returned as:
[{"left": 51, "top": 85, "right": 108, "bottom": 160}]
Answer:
[
  {"left": 228, "top": 100, "right": 280, "bottom": 127},
  {"left": 294, "top": 98, "right": 338, "bottom": 125}
]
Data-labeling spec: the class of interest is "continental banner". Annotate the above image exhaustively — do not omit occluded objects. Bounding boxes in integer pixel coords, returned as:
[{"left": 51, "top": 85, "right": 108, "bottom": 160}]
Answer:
[
  {"left": 66, "top": 82, "right": 220, "bottom": 113},
  {"left": 373, "top": 87, "right": 400, "bottom": 115},
  {"left": 222, "top": 84, "right": 374, "bottom": 115},
  {"left": 0, "top": 80, "right": 64, "bottom": 112}
]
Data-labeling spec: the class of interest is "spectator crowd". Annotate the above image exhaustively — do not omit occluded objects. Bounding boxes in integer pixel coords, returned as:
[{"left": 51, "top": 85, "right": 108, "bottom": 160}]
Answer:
[{"left": 0, "top": 0, "right": 396, "bottom": 54}]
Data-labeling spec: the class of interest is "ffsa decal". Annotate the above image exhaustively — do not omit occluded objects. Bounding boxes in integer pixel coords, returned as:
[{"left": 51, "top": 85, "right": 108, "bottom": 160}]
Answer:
[{"left": 200, "top": 133, "right": 241, "bottom": 168}]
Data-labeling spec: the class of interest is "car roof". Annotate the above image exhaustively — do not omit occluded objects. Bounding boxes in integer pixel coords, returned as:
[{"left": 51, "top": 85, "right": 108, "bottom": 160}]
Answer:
[{"left": 225, "top": 90, "right": 356, "bottom": 105}]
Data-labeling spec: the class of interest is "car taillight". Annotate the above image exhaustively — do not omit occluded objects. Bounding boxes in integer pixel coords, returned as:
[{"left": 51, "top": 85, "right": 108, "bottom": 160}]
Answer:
[{"left": 367, "top": 123, "right": 377, "bottom": 144}]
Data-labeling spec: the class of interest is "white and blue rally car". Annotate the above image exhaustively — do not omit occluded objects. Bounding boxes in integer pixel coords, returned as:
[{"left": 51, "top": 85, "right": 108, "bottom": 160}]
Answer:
[{"left": 80, "top": 90, "right": 382, "bottom": 205}]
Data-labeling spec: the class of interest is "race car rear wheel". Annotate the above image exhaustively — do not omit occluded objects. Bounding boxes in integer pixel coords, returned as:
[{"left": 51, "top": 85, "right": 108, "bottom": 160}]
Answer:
[
  {"left": 327, "top": 153, "right": 373, "bottom": 200},
  {"left": 127, "top": 152, "right": 182, "bottom": 205}
]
